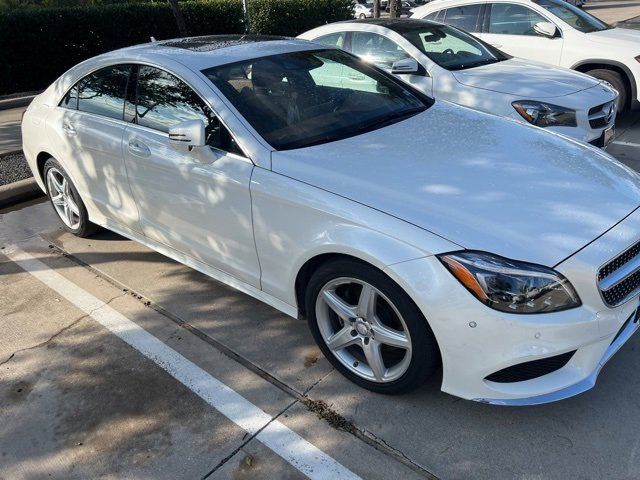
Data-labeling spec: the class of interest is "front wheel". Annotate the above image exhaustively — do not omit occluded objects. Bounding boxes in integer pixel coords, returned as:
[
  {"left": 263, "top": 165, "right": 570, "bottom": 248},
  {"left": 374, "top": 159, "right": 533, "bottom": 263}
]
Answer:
[
  {"left": 586, "top": 68, "right": 628, "bottom": 113},
  {"left": 44, "top": 158, "right": 98, "bottom": 237},
  {"left": 305, "top": 259, "right": 440, "bottom": 394}
]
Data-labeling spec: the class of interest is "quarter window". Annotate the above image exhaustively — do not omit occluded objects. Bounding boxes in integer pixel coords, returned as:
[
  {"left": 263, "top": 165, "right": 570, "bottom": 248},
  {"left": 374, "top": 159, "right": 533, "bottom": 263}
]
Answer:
[
  {"left": 487, "top": 3, "right": 548, "bottom": 35},
  {"left": 443, "top": 4, "right": 483, "bottom": 32},
  {"left": 350, "top": 31, "right": 410, "bottom": 68},
  {"left": 76, "top": 65, "right": 131, "bottom": 120},
  {"left": 423, "top": 9, "right": 445, "bottom": 21},
  {"left": 314, "top": 32, "right": 347, "bottom": 48},
  {"left": 59, "top": 84, "right": 78, "bottom": 109},
  {"left": 135, "top": 66, "right": 243, "bottom": 155}
]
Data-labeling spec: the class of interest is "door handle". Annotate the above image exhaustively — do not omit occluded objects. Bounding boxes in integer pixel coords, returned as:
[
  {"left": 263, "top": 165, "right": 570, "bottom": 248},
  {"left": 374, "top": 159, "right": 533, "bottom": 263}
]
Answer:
[
  {"left": 62, "top": 123, "right": 76, "bottom": 136},
  {"left": 128, "top": 140, "right": 151, "bottom": 157},
  {"left": 490, "top": 43, "right": 502, "bottom": 48}
]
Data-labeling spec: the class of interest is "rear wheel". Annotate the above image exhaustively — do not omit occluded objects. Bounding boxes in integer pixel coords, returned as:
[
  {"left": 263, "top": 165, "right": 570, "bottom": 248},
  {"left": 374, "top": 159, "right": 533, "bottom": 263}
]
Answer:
[
  {"left": 44, "top": 158, "right": 98, "bottom": 237},
  {"left": 305, "top": 259, "right": 440, "bottom": 394},
  {"left": 586, "top": 68, "right": 628, "bottom": 113}
]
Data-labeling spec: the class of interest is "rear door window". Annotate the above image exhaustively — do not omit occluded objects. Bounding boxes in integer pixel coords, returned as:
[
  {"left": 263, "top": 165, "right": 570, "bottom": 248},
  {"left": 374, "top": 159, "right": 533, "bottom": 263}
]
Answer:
[{"left": 76, "top": 65, "right": 131, "bottom": 120}]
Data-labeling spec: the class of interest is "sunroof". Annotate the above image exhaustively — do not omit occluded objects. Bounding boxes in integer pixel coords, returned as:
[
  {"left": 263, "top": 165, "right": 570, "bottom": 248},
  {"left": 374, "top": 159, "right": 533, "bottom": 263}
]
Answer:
[{"left": 160, "top": 35, "right": 286, "bottom": 52}]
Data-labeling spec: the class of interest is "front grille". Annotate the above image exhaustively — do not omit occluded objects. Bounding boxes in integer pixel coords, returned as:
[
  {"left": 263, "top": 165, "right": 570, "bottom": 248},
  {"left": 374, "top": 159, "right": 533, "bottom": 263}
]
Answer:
[
  {"left": 598, "top": 240, "right": 640, "bottom": 307},
  {"left": 589, "top": 101, "right": 615, "bottom": 129},
  {"left": 485, "top": 351, "right": 576, "bottom": 383}
]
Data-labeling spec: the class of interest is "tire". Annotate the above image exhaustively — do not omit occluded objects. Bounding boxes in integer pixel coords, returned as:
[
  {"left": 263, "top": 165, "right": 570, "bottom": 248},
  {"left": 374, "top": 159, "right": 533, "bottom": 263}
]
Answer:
[
  {"left": 43, "top": 158, "right": 98, "bottom": 238},
  {"left": 586, "top": 68, "right": 628, "bottom": 113},
  {"left": 305, "top": 258, "right": 440, "bottom": 394},
  {"left": 359, "top": 13, "right": 366, "bottom": 19}
]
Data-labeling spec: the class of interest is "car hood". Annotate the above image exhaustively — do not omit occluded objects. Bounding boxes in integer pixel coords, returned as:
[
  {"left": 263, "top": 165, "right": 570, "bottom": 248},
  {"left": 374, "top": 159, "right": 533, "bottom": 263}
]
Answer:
[
  {"left": 586, "top": 27, "right": 640, "bottom": 46},
  {"left": 451, "top": 58, "right": 600, "bottom": 98},
  {"left": 271, "top": 102, "right": 640, "bottom": 266}
]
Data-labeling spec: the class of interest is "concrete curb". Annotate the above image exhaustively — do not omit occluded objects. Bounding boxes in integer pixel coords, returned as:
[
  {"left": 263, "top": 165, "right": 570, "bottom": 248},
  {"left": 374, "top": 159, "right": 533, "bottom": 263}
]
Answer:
[
  {"left": 0, "top": 93, "right": 39, "bottom": 110},
  {"left": 0, "top": 177, "right": 43, "bottom": 208}
]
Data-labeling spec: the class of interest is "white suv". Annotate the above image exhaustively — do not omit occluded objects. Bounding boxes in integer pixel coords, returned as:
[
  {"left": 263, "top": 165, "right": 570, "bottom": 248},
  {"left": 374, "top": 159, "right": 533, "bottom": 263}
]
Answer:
[{"left": 411, "top": 0, "right": 640, "bottom": 111}]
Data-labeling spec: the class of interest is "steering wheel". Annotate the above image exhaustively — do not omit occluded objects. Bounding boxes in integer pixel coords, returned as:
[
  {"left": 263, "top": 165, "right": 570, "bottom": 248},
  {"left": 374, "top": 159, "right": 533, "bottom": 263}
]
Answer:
[{"left": 443, "top": 48, "right": 455, "bottom": 55}]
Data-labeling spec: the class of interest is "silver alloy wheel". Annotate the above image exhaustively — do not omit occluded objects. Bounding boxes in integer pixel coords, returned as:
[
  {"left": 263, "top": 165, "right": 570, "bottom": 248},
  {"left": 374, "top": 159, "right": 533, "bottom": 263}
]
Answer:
[
  {"left": 46, "top": 167, "right": 81, "bottom": 230},
  {"left": 315, "top": 277, "right": 412, "bottom": 383}
]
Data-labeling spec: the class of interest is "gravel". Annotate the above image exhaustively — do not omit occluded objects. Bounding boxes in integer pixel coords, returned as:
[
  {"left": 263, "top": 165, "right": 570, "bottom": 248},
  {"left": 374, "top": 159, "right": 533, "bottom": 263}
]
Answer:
[{"left": 0, "top": 151, "right": 32, "bottom": 186}]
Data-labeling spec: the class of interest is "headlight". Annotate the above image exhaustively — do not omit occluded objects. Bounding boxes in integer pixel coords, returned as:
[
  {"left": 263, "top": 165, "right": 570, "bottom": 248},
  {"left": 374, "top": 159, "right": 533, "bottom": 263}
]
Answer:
[
  {"left": 512, "top": 101, "right": 577, "bottom": 128},
  {"left": 438, "top": 251, "right": 581, "bottom": 314}
]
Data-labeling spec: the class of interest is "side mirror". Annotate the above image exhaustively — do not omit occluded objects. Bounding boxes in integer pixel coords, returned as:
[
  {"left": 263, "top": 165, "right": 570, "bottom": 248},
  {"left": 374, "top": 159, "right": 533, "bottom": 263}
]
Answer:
[
  {"left": 533, "top": 22, "right": 558, "bottom": 38},
  {"left": 168, "top": 119, "right": 206, "bottom": 148},
  {"left": 391, "top": 58, "right": 424, "bottom": 75}
]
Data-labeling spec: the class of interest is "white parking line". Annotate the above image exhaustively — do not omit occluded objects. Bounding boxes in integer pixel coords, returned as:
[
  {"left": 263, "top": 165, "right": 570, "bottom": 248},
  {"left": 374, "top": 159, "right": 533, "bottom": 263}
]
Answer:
[{"left": 4, "top": 245, "right": 360, "bottom": 480}]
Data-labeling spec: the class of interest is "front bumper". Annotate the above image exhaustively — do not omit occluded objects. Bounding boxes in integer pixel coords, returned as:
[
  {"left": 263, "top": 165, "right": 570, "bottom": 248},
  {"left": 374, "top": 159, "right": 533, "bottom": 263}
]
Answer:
[
  {"left": 507, "top": 83, "right": 618, "bottom": 146},
  {"left": 384, "top": 208, "right": 640, "bottom": 405},
  {"left": 476, "top": 308, "right": 640, "bottom": 405}
]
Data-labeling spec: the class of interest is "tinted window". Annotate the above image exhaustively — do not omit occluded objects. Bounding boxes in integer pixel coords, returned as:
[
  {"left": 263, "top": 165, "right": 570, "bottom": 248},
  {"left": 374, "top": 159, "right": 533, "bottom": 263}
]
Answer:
[
  {"left": 135, "top": 66, "right": 243, "bottom": 155},
  {"left": 488, "top": 3, "right": 548, "bottom": 35},
  {"left": 59, "top": 84, "right": 78, "bottom": 109},
  {"left": 351, "top": 32, "right": 411, "bottom": 68},
  {"left": 314, "top": 32, "right": 347, "bottom": 48},
  {"left": 77, "top": 65, "right": 130, "bottom": 120},
  {"left": 203, "top": 49, "right": 429, "bottom": 150},
  {"left": 402, "top": 23, "right": 506, "bottom": 70},
  {"left": 444, "top": 4, "right": 482, "bottom": 32},
  {"left": 534, "top": 0, "right": 608, "bottom": 32},
  {"left": 424, "top": 9, "right": 446, "bottom": 21}
]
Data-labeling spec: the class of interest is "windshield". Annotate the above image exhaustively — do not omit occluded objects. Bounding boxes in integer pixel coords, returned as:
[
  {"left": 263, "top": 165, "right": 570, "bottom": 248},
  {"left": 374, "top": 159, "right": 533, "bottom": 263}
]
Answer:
[
  {"left": 533, "top": 0, "right": 609, "bottom": 33},
  {"left": 400, "top": 23, "right": 508, "bottom": 70},
  {"left": 203, "top": 49, "right": 430, "bottom": 150}
]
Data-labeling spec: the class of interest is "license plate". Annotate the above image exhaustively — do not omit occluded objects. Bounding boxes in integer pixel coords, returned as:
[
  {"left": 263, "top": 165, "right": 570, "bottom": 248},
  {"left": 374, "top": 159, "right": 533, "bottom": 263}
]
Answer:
[{"left": 603, "top": 125, "right": 615, "bottom": 147}]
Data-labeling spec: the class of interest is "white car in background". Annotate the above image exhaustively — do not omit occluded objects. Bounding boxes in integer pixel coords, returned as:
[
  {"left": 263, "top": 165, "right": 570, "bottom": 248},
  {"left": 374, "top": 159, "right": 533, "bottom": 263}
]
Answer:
[
  {"left": 300, "top": 19, "right": 618, "bottom": 146},
  {"left": 21, "top": 36, "right": 640, "bottom": 405},
  {"left": 410, "top": 0, "right": 640, "bottom": 112},
  {"left": 353, "top": 1, "right": 374, "bottom": 19}
]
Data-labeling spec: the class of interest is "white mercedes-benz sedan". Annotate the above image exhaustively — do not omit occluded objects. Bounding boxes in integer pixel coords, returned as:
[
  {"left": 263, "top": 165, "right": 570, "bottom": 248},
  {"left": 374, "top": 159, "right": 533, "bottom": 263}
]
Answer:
[
  {"left": 22, "top": 35, "right": 640, "bottom": 405},
  {"left": 299, "top": 19, "right": 618, "bottom": 147}
]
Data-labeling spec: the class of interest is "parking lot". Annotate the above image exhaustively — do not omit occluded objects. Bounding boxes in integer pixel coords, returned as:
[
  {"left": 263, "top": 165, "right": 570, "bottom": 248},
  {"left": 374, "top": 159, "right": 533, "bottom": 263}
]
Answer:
[
  {"left": 3, "top": 4, "right": 640, "bottom": 480},
  {"left": 2, "top": 114, "right": 640, "bottom": 480}
]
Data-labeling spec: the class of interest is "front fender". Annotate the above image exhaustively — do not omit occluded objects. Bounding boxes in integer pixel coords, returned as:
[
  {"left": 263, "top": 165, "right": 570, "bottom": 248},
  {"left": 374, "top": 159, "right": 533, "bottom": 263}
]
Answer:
[{"left": 250, "top": 167, "right": 459, "bottom": 307}]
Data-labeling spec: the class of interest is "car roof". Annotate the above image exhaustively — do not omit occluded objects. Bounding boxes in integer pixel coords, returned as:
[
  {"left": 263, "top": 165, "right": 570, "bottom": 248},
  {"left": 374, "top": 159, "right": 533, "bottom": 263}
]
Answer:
[
  {"left": 336, "top": 18, "right": 445, "bottom": 32},
  {"left": 105, "top": 34, "right": 328, "bottom": 71}
]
